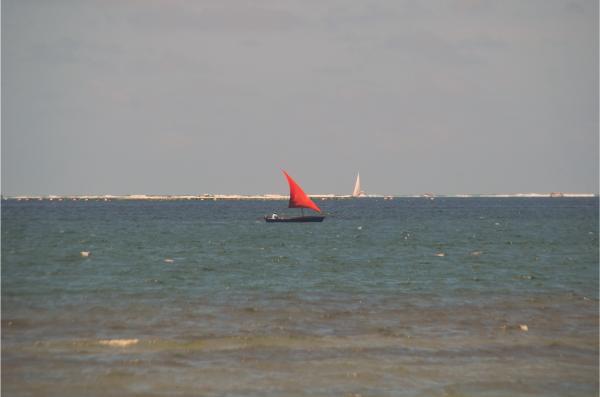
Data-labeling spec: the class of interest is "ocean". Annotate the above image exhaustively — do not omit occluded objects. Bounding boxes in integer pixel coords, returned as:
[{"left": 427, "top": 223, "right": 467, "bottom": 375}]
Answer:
[{"left": 2, "top": 197, "right": 598, "bottom": 396}]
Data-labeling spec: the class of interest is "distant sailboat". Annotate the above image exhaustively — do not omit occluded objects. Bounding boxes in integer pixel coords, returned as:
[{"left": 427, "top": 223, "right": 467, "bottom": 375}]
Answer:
[
  {"left": 352, "top": 172, "right": 366, "bottom": 197},
  {"left": 265, "top": 171, "right": 325, "bottom": 223}
]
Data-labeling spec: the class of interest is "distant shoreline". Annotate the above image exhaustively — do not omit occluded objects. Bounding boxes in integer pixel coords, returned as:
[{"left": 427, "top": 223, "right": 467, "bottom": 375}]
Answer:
[{"left": 2, "top": 193, "right": 597, "bottom": 201}]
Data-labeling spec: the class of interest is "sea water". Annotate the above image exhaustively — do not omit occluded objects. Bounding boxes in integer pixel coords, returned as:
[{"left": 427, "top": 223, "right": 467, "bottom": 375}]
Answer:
[{"left": 2, "top": 198, "right": 598, "bottom": 396}]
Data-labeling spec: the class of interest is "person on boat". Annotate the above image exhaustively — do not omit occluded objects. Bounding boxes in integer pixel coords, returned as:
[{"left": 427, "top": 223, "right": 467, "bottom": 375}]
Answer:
[{"left": 270, "top": 213, "right": 279, "bottom": 219}]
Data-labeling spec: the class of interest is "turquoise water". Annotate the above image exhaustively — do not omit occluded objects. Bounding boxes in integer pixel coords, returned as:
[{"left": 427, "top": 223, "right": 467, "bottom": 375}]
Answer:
[{"left": 2, "top": 198, "right": 598, "bottom": 396}]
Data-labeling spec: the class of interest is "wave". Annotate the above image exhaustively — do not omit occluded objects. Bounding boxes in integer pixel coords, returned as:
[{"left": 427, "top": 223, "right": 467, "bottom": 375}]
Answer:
[{"left": 22, "top": 332, "right": 597, "bottom": 356}]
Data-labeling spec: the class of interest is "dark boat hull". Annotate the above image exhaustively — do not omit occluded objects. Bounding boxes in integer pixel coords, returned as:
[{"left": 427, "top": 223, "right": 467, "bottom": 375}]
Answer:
[{"left": 265, "top": 216, "right": 325, "bottom": 223}]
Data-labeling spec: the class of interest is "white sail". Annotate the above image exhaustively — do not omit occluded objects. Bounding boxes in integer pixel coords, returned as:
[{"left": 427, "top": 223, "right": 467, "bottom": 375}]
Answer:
[{"left": 352, "top": 173, "right": 361, "bottom": 197}]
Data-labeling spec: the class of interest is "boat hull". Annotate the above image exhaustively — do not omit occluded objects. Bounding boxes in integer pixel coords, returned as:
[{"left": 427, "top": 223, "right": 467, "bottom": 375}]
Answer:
[{"left": 265, "top": 216, "right": 325, "bottom": 223}]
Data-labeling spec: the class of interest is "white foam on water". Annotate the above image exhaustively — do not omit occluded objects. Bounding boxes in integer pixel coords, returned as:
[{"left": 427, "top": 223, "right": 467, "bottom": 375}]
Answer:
[{"left": 98, "top": 339, "right": 139, "bottom": 347}]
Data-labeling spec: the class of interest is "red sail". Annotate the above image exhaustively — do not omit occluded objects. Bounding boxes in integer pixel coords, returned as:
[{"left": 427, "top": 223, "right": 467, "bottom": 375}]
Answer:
[{"left": 282, "top": 170, "right": 321, "bottom": 213}]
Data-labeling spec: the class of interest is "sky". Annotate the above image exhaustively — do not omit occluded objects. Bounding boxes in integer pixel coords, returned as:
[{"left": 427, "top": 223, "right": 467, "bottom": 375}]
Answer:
[{"left": 2, "top": 0, "right": 598, "bottom": 196}]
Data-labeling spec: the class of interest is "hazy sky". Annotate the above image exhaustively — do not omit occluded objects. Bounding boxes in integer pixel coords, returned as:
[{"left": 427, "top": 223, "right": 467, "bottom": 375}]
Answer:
[{"left": 2, "top": 0, "right": 598, "bottom": 195}]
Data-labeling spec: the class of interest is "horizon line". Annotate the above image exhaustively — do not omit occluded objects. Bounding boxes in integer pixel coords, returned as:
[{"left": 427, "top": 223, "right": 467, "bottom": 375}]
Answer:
[{"left": 2, "top": 192, "right": 598, "bottom": 200}]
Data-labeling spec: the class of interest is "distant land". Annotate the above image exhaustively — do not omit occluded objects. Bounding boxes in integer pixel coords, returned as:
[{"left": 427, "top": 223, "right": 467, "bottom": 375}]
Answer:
[{"left": 2, "top": 193, "right": 597, "bottom": 201}]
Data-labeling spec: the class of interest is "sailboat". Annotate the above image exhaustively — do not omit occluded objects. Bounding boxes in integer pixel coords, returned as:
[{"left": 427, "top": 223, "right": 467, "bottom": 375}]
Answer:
[
  {"left": 265, "top": 170, "right": 325, "bottom": 223},
  {"left": 352, "top": 172, "right": 365, "bottom": 197}
]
